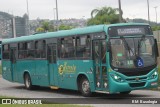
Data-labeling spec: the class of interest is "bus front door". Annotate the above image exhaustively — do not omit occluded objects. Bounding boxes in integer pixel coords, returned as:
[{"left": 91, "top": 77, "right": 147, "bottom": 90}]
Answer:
[
  {"left": 48, "top": 44, "right": 58, "bottom": 86},
  {"left": 10, "top": 48, "right": 17, "bottom": 82},
  {"left": 93, "top": 40, "right": 108, "bottom": 91}
]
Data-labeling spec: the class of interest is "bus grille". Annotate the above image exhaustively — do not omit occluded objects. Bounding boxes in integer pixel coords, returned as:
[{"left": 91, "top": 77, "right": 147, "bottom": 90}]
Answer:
[
  {"left": 126, "top": 77, "right": 147, "bottom": 81},
  {"left": 129, "top": 82, "right": 146, "bottom": 88}
]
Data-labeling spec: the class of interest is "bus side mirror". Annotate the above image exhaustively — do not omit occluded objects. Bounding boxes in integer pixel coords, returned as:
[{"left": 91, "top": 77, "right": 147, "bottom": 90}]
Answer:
[
  {"left": 154, "top": 39, "right": 159, "bottom": 57},
  {"left": 107, "top": 41, "right": 111, "bottom": 52}
]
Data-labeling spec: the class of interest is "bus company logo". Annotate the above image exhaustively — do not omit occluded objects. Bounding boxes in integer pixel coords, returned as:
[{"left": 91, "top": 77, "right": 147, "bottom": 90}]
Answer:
[
  {"left": 135, "top": 77, "right": 139, "bottom": 81},
  {"left": 58, "top": 65, "right": 64, "bottom": 75},
  {"left": 58, "top": 62, "right": 76, "bottom": 75}
]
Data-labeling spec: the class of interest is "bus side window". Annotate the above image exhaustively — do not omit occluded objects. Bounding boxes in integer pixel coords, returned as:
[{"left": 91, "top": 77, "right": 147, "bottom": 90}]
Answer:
[
  {"left": 60, "top": 37, "right": 75, "bottom": 58},
  {"left": 27, "top": 41, "right": 34, "bottom": 58},
  {"left": 2, "top": 44, "right": 10, "bottom": 59},
  {"left": 35, "top": 40, "right": 46, "bottom": 59},
  {"left": 60, "top": 39, "right": 65, "bottom": 58},
  {"left": 76, "top": 36, "right": 91, "bottom": 59},
  {"left": 41, "top": 40, "right": 46, "bottom": 58},
  {"left": 18, "top": 42, "right": 27, "bottom": 59}
]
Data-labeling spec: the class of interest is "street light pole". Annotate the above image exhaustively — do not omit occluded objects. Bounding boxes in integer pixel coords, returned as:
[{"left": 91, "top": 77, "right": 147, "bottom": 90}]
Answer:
[
  {"left": 26, "top": 0, "right": 30, "bottom": 35},
  {"left": 118, "top": 0, "right": 122, "bottom": 23},
  {"left": 55, "top": 0, "right": 59, "bottom": 31},
  {"left": 154, "top": 6, "right": 158, "bottom": 24},
  {"left": 147, "top": 0, "right": 150, "bottom": 24}
]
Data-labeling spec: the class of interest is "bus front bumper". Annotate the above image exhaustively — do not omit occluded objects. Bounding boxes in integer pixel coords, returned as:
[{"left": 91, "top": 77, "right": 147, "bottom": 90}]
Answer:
[{"left": 109, "top": 75, "right": 158, "bottom": 94}]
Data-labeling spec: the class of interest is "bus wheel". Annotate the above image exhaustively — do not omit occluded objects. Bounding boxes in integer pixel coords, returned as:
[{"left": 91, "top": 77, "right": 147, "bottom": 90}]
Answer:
[
  {"left": 24, "top": 73, "right": 33, "bottom": 90},
  {"left": 80, "top": 77, "right": 92, "bottom": 97},
  {"left": 120, "top": 91, "right": 131, "bottom": 94}
]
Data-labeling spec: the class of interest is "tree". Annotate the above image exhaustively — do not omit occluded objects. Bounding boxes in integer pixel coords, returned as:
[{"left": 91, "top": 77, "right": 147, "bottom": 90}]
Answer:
[
  {"left": 36, "top": 21, "right": 55, "bottom": 33},
  {"left": 87, "top": 7, "right": 120, "bottom": 26},
  {"left": 59, "top": 24, "right": 74, "bottom": 30},
  {"left": 151, "top": 26, "right": 160, "bottom": 31},
  {"left": 42, "top": 21, "right": 50, "bottom": 32},
  {"left": 36, "top": 27, "right": 45, "bottom": 33}
]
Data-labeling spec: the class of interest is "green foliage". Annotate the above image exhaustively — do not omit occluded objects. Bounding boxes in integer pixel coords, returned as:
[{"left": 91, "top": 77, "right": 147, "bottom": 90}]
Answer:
[
  {"left": 36, "top": 27, "right": 45, "bottom": 33},
  {"left": 59, "top": 24, "right": 74, "bottom": 30},
  {"left": 36, "top": 21, "right": 55, "bottom": 33},
  {"left": 151, "top": 26, "right": 160, "bottom": 31},
  {"left": 87, "top": 7, "right": 120, "bottom": 26},
  {"left": 42, "top": 21, "right": 50, "bottom": 32}
]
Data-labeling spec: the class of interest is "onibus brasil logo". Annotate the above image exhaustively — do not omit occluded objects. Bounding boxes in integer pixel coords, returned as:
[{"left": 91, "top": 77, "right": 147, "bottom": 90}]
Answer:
[{"left": 58, "top": 62, "right": 76, "bottom": 75}]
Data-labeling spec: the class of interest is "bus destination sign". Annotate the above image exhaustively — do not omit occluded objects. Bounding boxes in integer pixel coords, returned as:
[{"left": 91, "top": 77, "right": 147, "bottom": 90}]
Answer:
[
  {"left": 108, "top": 25, "right": 153, "bottom": 37},
  {"left": 117, "top": 28, "right": 145, "bottom": 36}
]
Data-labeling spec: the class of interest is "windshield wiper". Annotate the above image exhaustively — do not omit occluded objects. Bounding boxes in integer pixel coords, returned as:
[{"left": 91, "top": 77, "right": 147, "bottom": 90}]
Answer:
[{"left": 120, "top": 36, "right": 135, "bottom": 56}]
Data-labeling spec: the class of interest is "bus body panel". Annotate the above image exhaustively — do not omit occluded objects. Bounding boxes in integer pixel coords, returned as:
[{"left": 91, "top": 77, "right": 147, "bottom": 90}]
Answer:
[
  {"left": 2, "top": 61, "right": 13, "bottom": 82},
  {"left": 35, "top": 60, "right": 49, "bottom": 86},
  {"left": 56, "top": 60, "right": 94, "bottom": 90},
  {"left": 16, "top": 60, "right": 36, "bottom": 84},
  {"left": 49, "top": 63, "right": 59, "bottom": 86}
]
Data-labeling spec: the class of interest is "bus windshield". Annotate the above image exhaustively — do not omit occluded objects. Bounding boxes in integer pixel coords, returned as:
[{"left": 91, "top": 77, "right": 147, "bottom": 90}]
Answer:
[{"left": 110, "top": 36, "right": 156, "bottom": 68}]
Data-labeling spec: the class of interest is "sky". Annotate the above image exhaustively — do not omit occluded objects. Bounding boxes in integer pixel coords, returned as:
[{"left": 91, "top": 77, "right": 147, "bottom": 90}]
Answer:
[{"left": 0, "top": 0, "right": 160, "bottom": 22}]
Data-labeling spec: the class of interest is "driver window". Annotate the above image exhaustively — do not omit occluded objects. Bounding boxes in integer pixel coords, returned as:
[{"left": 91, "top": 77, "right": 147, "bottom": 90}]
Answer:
[
  {"left": 140, "top": 38, "right": 152, "bottom": 55},
  {"left": 111, "top": 39, "right": 126, "bottom": 66}
]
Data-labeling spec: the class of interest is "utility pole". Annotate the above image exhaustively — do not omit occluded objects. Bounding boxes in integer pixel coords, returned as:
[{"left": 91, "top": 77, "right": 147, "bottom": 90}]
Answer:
[
  {"left": 118, "top": 0, "right": 123, "bottom": 23},
  {"left": 147, "top": 0, "right": 150, "bottom": 24},
  {"left": 55, "top": 0, "right": 59, "bottom": 31},
  {"left": 154, "top": 6, "right": 158, "bottom": 24},
  {"left": 26, "top": 0, "right": 30, "bottom": 35},
  {"left": 12, "top": 17, "right": 16, "bottom": 38}
]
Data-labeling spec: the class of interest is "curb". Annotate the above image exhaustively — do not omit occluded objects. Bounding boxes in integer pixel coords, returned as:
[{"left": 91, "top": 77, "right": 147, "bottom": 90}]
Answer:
[{"left": 0, "top": 75, "right": 2, "bottom": 78}]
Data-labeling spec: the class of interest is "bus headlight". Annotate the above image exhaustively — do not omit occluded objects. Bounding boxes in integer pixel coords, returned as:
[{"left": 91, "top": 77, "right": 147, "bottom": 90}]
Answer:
[
  {"left": 111, "top": 74, "right": 124, "bottom": 82},
  {"left": 150, "top": 71, "right": 158, "bottom": 79}
]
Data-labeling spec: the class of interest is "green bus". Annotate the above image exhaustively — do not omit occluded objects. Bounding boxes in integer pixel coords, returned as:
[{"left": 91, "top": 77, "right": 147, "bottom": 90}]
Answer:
[{"left": 1, "top": 23, "right": 159, "bottom": 96}]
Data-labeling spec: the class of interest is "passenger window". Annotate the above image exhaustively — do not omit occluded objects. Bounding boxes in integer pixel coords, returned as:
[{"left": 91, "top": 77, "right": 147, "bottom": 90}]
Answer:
[
  {"left": 2, "top": 44, "right": 10, "bottom": 59},
  {"left": 76, "top": 35, "right": 91, "bottom": 58},
  {"left": 35, "top": 40, "right": 46, "bottom": 58},
  {"left": 60, "top": 37, "right": 75, "bottom": 58},
  {"left": 27, "top": 42, "right": 34, "bottom": 58},
  {"left": 18, "top": 42, "right": 27, "bottom": 59}
]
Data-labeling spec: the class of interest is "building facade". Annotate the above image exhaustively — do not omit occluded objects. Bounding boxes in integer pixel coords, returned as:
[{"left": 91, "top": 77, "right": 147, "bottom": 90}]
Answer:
[{"left": 0, "top": 11, "right": 29, "bottom": 40}]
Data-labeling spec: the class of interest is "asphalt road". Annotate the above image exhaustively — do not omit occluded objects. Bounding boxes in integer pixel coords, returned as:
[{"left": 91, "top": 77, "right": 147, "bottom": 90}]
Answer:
[{"left": 0, "top": 77, "right": 160, "bottom": 107}]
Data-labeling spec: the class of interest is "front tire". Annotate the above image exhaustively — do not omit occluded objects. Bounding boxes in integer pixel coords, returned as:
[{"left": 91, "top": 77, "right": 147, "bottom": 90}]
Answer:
[
  {"left": 24, "top": 73, "right": 33, "bottom": 90},
  {"left": 80, "top": 77, "right": 92, "bottom": 97}
]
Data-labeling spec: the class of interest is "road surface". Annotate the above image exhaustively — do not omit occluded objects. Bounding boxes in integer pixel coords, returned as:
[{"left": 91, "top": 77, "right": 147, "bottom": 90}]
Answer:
[{"left": 0, "top": 77, "right": 160, "bottom": 107}]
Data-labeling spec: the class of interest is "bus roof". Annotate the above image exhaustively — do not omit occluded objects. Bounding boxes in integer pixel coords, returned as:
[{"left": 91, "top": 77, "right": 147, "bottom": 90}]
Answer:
[{"left": 2, "top": 23, "right": 149, "bottom": 44}]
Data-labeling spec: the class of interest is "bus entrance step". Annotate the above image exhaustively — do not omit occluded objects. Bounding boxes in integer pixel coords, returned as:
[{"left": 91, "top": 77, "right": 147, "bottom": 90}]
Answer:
[
  {"left": 50, "top": 86, "right": 59, "bottom": 90},
  {"left": 95, "top": 90, "right": 109, "bottom": 94}
]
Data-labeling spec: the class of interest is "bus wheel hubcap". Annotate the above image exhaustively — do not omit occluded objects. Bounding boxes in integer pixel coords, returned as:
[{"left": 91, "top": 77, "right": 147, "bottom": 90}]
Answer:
[{"left": 82, "top": 80, "right": 90, "bottom": 93}]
